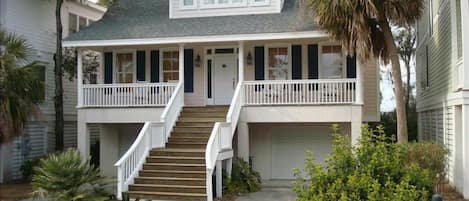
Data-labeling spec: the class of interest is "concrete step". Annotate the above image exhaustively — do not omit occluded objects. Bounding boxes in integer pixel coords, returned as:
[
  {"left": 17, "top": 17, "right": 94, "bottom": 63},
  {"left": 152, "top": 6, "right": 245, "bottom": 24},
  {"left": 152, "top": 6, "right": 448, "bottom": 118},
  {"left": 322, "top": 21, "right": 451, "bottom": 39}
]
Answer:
[
  {"left": 146, "top": 156, "right": 205, "bottom": 164},
  {"left": 139, "top": 170, "right": 205, "bottom": 178},
  {"left": 143, "top": 163, "right": 206, "bottom": 171},
  {"left": 150, "top": 149, "right": 205, "bottom": 157},
  {"left": 134, "top": 176, "right": 206, "bottom": 186},
  {"left": 129, "top": 184, "right": 206, "bottom": 194},
  {"left": 128, "top": 190, "right": 206, "bottom": 201}
]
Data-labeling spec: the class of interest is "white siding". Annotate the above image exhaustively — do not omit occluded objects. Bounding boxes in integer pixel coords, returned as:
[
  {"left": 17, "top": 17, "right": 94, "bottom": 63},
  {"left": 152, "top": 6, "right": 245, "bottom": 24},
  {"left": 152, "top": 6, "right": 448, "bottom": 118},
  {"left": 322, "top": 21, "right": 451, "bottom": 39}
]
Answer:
[{"left": 171, "top": 0, "right": 281, "bottom": 19}]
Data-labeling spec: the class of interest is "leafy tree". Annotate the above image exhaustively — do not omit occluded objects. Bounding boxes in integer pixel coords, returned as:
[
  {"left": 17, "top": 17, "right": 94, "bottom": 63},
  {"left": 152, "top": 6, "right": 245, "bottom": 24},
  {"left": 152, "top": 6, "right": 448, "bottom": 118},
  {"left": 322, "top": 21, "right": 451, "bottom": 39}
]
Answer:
[
  {"left": 54, "top": 0, "right": 64, "bottom": 151},
  {"left": 305, "top": 0, "right": 424, "bottom": 143},
  {"left": 394, "top": 25, "right": 416, "bottom": 111},
  {"left": 293, "top": 125, "right": 435, "bottom": 201},
  {"left": 0, "top": 29, "right": 45, "bottom": 144},
  {"left": 98, "top": 0, "right": 115, "bottom": 7},
  {"left": 32, "top": 149, "right": 110, "bottom": 201}
]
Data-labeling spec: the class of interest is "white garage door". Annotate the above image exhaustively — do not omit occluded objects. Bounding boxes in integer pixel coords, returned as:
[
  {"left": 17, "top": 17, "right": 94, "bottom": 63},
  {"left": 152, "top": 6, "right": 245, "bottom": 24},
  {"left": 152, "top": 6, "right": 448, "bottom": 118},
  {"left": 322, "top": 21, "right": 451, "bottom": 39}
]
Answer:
[{"left": 250, "top": 124, "right": 336, "bottom": 180}]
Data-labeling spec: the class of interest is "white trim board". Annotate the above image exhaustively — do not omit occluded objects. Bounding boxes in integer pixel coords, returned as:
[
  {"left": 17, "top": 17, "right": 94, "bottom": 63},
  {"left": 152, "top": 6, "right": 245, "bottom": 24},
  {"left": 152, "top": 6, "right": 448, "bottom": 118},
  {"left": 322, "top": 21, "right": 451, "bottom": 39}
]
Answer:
[{"left": 63, "top": 31, "right": 329, "bottom": 48}]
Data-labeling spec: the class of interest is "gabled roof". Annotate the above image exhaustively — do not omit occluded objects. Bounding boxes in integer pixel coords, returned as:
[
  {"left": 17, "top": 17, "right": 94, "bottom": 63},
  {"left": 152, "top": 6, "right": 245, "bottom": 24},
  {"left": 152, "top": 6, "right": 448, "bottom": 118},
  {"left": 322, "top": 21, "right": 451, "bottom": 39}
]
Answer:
[{"left": 66, "top": 0, "right": 318, "bottom": 41}]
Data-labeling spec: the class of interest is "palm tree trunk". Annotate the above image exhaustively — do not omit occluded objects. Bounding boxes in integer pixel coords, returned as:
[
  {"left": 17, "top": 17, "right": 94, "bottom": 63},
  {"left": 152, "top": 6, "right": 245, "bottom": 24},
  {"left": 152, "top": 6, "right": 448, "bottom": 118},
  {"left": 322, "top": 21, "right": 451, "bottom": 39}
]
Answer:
[
  {"left": 406, "top": 61, "right": 411, "bottom": 110},
  {"left": 54, "top": 0, "right": 64, "bottom": 151},
  {"left": 381, "top": 21, "right": 409, "bottom": 143}
]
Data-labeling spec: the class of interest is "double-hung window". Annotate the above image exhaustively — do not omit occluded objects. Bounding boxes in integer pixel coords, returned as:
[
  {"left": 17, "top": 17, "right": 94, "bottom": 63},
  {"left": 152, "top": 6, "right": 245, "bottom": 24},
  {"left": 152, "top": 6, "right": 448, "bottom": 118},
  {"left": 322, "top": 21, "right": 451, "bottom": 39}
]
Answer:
[
  {"left": 116, "top": 52, "right": 134, "bottom": 83},
  {"left": 267, "top": 47, "right": 289, "bottom": 80},
  {"left": 162, "top": 51, "right": 180, "bottom": 82}
]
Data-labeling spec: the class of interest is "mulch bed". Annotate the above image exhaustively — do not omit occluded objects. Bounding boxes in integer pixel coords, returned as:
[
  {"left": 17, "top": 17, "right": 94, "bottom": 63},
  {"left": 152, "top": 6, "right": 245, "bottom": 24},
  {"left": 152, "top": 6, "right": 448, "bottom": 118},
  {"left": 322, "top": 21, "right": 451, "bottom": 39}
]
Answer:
[{"left": 0, "top": 182, "right": 33, "bottom": 201}]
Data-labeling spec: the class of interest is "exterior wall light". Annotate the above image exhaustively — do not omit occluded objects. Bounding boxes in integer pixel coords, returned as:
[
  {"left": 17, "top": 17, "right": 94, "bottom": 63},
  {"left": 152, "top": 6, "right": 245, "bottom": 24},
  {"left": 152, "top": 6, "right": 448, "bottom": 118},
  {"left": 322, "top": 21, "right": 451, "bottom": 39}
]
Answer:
[{"left": 246, "top": 51, "right": 253, "bottom": 65}]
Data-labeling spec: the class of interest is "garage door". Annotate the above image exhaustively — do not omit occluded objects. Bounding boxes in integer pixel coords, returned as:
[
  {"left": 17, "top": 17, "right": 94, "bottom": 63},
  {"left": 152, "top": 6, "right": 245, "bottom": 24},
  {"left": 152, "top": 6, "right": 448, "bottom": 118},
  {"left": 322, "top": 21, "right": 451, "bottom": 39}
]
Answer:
[{"left": 251, "top": 124, "right": 335, "bottom": 180}]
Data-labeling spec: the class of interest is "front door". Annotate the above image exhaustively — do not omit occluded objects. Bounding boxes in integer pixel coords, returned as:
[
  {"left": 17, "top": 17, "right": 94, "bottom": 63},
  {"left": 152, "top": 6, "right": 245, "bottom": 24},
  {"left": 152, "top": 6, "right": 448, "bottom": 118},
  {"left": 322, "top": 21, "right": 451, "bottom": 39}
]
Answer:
[{"left": 212, "top": 54, "right": 237, "bottom": 105}]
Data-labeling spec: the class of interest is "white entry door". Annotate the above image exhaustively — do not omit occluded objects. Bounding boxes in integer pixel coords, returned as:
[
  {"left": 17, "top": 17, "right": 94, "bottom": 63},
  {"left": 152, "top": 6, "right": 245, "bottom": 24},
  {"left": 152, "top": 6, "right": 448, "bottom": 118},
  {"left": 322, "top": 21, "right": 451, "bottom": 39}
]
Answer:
[{"left": 213, "top": 54, "right": 237, "bottom": 105}]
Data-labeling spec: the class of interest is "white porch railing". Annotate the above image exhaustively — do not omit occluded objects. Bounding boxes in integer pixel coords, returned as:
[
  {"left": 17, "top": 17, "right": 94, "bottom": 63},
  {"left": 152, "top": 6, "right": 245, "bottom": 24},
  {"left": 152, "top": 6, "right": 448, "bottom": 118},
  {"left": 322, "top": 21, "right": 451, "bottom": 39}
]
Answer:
[
  {"left": 81, "top": 83, "right": 177, "bottom": 107},
  {"left": 114, "top": 82, "right": 184, "bottom": 199},
  {"left": 205, "top": 83, "right": 244, "bottom": 201},
  {"left": 244, "top": 79, "right": 357, "bottom": 105}
]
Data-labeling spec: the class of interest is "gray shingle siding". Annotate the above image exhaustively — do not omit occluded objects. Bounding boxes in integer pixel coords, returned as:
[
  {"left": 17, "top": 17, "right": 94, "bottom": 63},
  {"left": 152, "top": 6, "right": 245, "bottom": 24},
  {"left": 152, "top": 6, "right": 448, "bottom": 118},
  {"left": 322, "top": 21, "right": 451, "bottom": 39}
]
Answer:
[{"left": 66, "top": 0, "right": 317, "bottom": 41}]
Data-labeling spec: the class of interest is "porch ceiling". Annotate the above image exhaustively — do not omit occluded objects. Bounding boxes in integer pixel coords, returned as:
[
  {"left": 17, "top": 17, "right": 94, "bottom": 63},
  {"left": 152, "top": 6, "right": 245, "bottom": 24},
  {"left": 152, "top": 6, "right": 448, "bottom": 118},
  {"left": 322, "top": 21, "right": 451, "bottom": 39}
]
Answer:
[{"left": 65, "top": 0, "right": 319, "bottom": 45}]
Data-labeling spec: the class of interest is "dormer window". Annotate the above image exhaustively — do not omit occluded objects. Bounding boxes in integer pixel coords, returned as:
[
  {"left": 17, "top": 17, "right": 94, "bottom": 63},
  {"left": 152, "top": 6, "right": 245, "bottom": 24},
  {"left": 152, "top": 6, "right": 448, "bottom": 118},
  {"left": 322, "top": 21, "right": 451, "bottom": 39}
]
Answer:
[
  {"left": 182, "top": 0, "right": 197, "bottom": 9},
  {"left": 180, "top": 0, "right": 270, "bottom": 9}
]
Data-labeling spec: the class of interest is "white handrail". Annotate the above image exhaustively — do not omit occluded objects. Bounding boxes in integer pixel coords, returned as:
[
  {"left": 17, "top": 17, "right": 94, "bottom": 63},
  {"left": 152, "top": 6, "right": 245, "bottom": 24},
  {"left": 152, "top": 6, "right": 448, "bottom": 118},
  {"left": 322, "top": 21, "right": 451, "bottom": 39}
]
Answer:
[
  {"left": 244, "top": 79, "right": 357, "bottom": 105},
  {"left": 115, "top": 122, "right": 152, "bottom": 199},
  {"left": 81, "top": 83, "right": 177, "bottom": 108},
  {"left": 160, "top": 82, "right": 184, "bottom": 141},
  {"left": 114, "top": 82, "right": 184, "bottom": 199},
  {"left": 205, "top": 83, "right": 244, "bottom": 201}
]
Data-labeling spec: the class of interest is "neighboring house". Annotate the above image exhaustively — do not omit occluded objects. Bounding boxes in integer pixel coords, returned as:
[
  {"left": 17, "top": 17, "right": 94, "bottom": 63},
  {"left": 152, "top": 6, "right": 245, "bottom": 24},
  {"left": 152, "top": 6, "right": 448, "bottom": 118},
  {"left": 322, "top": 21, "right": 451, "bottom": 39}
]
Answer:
[
  {"left": 0, "top": 0, "right": 106, "bottom": 183},
  {"left": 415, "top": 0, "right": 469, "bottom": 199},
  {"left": 64, "top": 0, "right": 379, "bottom": 200}
]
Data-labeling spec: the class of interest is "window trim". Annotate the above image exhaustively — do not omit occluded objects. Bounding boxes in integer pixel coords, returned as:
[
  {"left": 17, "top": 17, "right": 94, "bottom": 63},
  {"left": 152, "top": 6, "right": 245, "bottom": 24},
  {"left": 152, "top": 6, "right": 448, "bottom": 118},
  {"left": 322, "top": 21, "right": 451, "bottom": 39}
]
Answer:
[
  {"left": 160, "top": 48, "right": 180, "bottom": 83},
  {"left": 318, "top": 42, "right": 347, "bottom": 79},
  {"left": 113, "top": 50, "right": 136, "bottom": 84},
  {"left": 265, "top": 43, "right": 292, "bottom": 80},
  {"left": 68, "top": 12, "right": 93, "bottom": 35}
]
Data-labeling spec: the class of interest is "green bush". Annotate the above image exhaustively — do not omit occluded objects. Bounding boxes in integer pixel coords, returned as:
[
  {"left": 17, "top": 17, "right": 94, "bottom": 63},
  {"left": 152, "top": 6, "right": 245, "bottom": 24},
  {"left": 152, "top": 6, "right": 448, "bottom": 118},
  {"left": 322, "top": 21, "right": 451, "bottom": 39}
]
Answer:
[
  {"left": 403, "top": 142, "right": 448, "bottom": 193},
  {"left": 20, "top": 157, "right": 41, "bottom": 181},
  {"left": 293, "top": 125, "right": 434, "bottom": 201},
  {"left": 32, "top": 149, "right": 110, "bottom": 201},
  {"left": 223, "top": 159, "right": 262, "bottom": 195}
]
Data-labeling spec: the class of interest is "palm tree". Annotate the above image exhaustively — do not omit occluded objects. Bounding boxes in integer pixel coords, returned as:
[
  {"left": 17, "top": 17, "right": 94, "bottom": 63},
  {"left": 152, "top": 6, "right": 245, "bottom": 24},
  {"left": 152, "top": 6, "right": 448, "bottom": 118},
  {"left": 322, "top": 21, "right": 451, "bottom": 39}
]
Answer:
[
  {"left": 54, "top": 0, "right": 64, "bottom": 151},
  {"left": 0, "top": 29, "right": 45, "bottom": 144},
  {"left": 305, "top": 0, "right": 424, "bottom": 143}
]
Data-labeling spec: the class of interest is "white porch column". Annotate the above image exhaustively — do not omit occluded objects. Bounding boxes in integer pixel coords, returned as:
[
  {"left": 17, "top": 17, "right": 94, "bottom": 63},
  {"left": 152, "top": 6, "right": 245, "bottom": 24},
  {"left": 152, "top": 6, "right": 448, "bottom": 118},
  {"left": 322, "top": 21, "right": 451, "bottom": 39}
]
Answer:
[
  {"left": 461, "top": 0, "right": 469, "bottom": 89},
  {"left": 100, "top": 124, "right": 119, "bottom": 178},
  {"left": 350, "top": 106, "right": 362, "bottom": 146},
  {"left": 216, "top": 160, "right": 223, "bottom": 198},
  {"left": 355, "top": 60, "right": 364, "bottom": 104},
  {"left": 179, "top": 44, "right": 185, "bottom": 85},
  {"left": 237, "top": 121, "right": 249, "bottom": 162},
  {"left": 226, "top": 158, "right": 233, "bottom": 177},
  {"left": 462, "top": 104, "right": 469, "bottom": 198},
  {"left": 77, "top": 48, "right": 83, "bottom": 107},
  {"left": 238, "top": 41, "right": 244, "bottom": 82},
  {"left": 77, "top": 120, "right": 90, "bottom": 159}
]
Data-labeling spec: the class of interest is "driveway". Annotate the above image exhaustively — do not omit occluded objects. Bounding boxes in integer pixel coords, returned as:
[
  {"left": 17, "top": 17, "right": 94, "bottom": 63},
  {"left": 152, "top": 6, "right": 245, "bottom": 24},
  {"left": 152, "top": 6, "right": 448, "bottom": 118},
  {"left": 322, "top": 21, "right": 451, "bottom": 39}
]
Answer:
[{"left": 235, "top": 187, "right": 296, "bottom": 201}]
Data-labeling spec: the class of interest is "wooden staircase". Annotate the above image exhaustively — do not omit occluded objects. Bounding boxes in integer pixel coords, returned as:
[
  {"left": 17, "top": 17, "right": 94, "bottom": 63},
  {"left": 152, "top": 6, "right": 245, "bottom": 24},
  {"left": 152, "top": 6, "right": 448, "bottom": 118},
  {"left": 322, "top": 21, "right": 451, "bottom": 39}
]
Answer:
[{"left": 128, "top": 106, "right": 229, "bottom": 201}]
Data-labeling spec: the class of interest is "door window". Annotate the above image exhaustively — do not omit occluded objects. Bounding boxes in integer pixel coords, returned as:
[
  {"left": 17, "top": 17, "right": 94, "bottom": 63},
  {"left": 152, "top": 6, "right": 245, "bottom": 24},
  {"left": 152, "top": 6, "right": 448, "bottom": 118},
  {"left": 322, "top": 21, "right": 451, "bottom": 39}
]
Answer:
[{"left": 268, "top": 47, "right": 289, "bottom": 80}]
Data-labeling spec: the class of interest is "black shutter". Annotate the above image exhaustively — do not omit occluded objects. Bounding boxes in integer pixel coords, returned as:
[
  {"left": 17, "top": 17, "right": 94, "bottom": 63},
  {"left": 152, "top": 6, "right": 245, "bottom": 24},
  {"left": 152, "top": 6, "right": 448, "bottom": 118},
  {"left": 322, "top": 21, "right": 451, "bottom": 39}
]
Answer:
[
  {"left": 292, "top": 45, "right": 302, "bottom": 79},
  {"left": 104, "top": 52, "right": 113, "bottom": 84},
  {"left": 137, "top": 51, "right": 146, "bottom": 81},
  {"left": 184, "top": 49, "right": 194, "bottom": 93},
  {"left": 150, "top": 50, "right": 159, "bottom": 83},
  {"left": 346, "top": 55, "right": 357, "bottom": 78},
  {"left": 254, "top": 46, "right": 265, "bottom": 80},
  {"left": 308, "top": 44, "right": 319, "bottom": 79}
]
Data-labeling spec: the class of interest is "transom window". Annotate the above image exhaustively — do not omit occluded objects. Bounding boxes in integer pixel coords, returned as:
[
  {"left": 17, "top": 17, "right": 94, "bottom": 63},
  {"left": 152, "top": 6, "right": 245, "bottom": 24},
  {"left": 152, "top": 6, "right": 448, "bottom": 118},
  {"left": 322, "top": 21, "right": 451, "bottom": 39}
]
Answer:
[
  {"left": 267, "top": 47, "right": 289, "bottom": 80},
  {"left": 116, "top": 53, "right": 134, "bottom": 83},
  {"left": 162, "top": 51, "right": 180, "bottom": 82}
]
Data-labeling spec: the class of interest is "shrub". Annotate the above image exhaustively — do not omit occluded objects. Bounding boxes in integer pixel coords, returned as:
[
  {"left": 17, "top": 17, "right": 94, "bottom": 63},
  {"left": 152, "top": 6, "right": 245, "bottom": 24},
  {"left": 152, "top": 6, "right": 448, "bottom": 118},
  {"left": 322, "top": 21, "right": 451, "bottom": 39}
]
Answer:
[
  {"left": 223, "top": 159, "right": 262, "bottom": 195},
  {"left": 293, "top": 125, "right": 433, "bottom": 201},
  {"left": 403, "top": 142, "right": 448, "bottom": 193},
  {"left": 32, "top": 149, "right": 110, "bottom": 201},
  {"left": 20, "top": 157, "right": 42, "bottom": 181}
]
